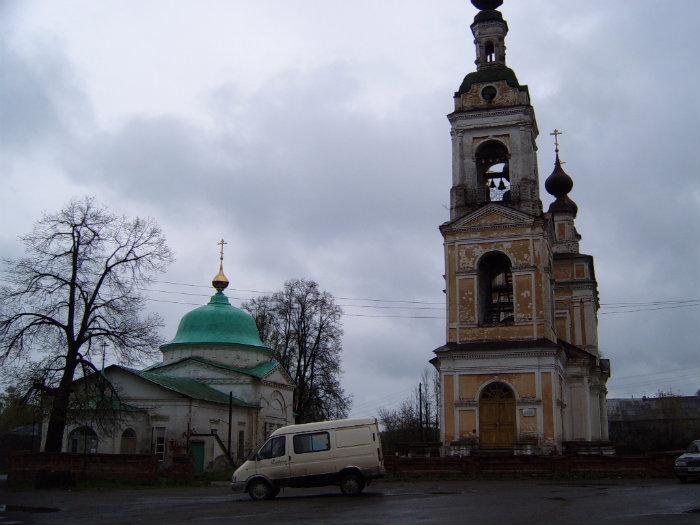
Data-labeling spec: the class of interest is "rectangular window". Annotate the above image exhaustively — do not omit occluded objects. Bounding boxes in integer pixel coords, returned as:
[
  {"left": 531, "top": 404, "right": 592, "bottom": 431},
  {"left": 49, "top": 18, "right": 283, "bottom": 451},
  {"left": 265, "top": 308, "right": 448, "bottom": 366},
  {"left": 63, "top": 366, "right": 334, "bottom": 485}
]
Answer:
[
  {"left": 335, "top": 427, "right": 371, "bottom": 448},
  {"left": 293, "top": 432, "right": 330, "bottom": 454},
  {"left": 152, "top": 426, "right": 166, "bottom": 462}
]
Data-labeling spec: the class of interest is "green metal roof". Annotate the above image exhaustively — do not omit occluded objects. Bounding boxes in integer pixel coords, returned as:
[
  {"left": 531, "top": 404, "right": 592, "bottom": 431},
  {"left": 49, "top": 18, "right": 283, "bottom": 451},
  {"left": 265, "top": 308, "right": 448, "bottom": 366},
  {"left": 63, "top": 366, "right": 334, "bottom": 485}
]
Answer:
[
  {"left": 160, "top": 291, "right": 272, "bottom": 354},
  {"left": 116, "top": 365, "right": 258, "bottom": 408},
  {"left": 147, "top": 356, "right": 283, "bottom": 381}
]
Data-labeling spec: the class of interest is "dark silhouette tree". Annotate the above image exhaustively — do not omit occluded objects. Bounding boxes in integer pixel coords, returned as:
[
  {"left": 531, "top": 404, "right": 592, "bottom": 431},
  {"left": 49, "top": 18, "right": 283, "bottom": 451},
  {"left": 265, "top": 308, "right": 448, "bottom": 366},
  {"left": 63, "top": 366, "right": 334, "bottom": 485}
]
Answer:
[
  {"left": 243, "top": 279, "right": 351, "bottom": 423},
  {"left": 0, "top": 197, "right": 173, "bottom": 452}
]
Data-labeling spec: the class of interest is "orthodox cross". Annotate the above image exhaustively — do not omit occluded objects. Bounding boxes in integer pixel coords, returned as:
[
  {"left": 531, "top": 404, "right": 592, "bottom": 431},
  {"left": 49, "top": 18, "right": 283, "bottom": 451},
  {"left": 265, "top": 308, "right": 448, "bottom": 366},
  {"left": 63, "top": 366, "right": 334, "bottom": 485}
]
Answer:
[
  {"left": 217, "top": 238, "right": 227, "bottom": 262},
  {"left": 550, "top": 128, "right": 563, "bottom": 154}
]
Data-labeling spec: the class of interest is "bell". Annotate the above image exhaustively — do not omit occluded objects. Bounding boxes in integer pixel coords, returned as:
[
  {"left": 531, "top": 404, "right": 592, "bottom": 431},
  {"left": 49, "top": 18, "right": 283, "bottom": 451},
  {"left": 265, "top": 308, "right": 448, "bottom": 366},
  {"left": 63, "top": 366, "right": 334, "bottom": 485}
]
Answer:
[
  {"left": 498, "top": 179, "right": 507, "bottom": 190},
  {"left": 489, "top": 179, "right": 496, "bottom": 189}
]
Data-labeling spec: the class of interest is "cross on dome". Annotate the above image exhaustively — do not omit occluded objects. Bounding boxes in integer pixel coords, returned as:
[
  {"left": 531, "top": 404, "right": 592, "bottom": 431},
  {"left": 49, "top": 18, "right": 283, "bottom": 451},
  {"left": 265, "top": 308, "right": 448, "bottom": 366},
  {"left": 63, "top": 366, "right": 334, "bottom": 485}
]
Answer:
[
  {"left": 550, "top": 128, "right": 563, "bottom": 154},
  {"left": 212, "top": 237, "right": 230, "bottom": 292}
]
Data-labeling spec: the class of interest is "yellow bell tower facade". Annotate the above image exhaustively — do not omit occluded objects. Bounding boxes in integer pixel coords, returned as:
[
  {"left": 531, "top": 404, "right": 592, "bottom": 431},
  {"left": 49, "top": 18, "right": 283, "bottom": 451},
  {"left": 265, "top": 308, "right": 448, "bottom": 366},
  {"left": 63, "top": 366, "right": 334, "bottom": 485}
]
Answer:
[{"left": 431, "top": 0, "right": 610, "bottom": 453}]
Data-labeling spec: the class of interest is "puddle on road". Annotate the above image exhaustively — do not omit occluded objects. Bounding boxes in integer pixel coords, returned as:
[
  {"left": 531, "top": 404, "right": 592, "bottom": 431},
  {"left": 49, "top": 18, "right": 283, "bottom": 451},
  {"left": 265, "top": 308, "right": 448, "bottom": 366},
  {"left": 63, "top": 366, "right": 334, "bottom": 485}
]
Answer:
[
  {"left": 685, "top": 508, "right": 700, "bottom": 514},
  {"left": 2, "top": 504, "right": 60, "bottom": 513}
]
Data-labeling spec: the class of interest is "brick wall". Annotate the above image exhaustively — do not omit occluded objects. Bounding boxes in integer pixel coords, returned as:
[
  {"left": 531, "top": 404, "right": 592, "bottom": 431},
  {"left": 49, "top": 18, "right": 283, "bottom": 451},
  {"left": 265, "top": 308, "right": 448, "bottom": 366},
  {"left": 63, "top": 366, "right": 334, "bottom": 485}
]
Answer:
[
  {"left": 384, "top": 453, "right": 676, "bottom": 479},
  {"left": 8, "top": 452, "right": 158, "bottom": 486}
]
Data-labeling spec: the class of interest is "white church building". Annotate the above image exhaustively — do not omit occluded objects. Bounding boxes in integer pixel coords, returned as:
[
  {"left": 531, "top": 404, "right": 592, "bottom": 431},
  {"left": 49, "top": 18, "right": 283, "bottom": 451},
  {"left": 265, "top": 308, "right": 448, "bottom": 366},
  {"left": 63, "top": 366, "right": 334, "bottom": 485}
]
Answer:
[{"left": 46, "top": 258, "right": 295, "bottom": 472}]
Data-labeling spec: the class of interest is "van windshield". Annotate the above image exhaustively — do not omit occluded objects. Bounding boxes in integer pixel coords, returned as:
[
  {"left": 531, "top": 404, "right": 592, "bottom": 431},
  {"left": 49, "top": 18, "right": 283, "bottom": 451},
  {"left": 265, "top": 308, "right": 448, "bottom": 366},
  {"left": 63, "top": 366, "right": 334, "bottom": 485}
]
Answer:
[{"left": 258, "top": 436, "right": 286, "bottom": 460}]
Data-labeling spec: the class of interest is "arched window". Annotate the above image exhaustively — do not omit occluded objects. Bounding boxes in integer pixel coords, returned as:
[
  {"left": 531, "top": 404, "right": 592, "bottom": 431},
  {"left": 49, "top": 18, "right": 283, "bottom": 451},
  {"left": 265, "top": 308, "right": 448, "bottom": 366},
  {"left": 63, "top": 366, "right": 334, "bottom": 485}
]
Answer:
[
  {"left": 68, "top": 426, "right": 99, "bottom": 454},
  {"left": 480, "top": 382, "right": 515, "bottom": 400},
  {"left": 475, "top": 140, "right": 510, "bottom": 202},
  {"left": 120, "top": 428, "right": 137, "bottom": 454},
  {"left": 478, "top": 252, "right": 514, "bottom": 325},
  {"left": 485, "top": 41, "right": 495, "bottom": 63}
]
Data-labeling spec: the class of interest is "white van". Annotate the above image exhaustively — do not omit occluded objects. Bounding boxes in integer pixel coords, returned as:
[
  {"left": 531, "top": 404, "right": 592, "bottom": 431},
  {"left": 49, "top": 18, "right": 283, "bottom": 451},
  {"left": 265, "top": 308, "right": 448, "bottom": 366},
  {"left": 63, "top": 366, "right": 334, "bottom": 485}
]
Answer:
[{"left": 231, "top": 418, "right": 385, "bottom": 500}]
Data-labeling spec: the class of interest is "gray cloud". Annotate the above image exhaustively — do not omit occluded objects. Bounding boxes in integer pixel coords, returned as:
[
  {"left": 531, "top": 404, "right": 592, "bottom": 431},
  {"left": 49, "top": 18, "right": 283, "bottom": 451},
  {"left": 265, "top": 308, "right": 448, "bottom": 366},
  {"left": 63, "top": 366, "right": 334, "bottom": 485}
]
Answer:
[{"left": 1, "top": 0, "right": 698, "bottom": 405}]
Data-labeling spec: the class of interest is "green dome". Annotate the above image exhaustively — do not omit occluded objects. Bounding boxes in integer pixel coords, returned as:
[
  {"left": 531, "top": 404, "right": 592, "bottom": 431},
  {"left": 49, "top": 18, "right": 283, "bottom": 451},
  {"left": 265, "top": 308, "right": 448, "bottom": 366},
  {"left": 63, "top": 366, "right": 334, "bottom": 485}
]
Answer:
[{"left": 161, "top": 292, "right": 269, "bottom": 351}]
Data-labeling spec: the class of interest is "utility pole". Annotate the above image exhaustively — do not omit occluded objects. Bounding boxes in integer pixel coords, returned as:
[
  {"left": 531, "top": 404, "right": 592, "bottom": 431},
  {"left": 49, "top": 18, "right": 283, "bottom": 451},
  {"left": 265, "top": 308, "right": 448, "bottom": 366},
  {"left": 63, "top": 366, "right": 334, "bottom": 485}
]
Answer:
[
  {"left": 100, "top": 341, "right": 107, "bottom": 371},
  {"left": 227, "top": 392, "right": 233, "bottom": 461},
  {"left": 418, "top": 382, "right": 423, "bottom": 440}
]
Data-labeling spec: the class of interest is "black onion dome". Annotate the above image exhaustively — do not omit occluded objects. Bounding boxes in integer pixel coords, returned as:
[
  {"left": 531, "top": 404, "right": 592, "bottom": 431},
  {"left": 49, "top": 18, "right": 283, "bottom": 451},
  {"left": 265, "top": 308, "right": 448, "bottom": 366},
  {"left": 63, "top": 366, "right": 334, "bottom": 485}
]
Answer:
[
  {"left": 545, "top": 154, "right": 573, "bottom": 198},
  {"left": 471, "top": 0, "right": 503, "bottom": 9},
  {"left": 545, "top": 154, "right": 578, "bottom": 216},
  {"left": 549, "top": 195, "right": 578, "bottom": 216}
]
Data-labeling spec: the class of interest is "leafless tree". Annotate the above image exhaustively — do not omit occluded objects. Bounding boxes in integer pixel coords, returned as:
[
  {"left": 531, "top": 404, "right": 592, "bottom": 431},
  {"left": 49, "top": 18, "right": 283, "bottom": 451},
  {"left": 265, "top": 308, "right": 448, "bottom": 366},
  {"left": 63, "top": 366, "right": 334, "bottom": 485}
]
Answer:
[
  {"left": 0, "top": 197, "right": 173, "bottom": 452},
  {"left": 378, "top": 367, "right": 440, "bottom": 452},
  {"left": 243, "top": 279, "right": 351, "bottom": 423}
]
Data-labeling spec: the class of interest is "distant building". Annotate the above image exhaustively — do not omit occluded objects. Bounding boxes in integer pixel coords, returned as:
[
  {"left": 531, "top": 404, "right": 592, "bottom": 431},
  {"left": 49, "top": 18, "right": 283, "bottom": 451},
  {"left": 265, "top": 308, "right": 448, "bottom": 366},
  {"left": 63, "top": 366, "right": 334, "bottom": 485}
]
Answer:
[
  {"left": 43, "top": 254, "right": 294, "bottom": 472},
  {"left": 608, "top": 397, "right": 700, "bottom": 452},
  {"left": 430, "top": 0, "right": 610, "bottom": 453}
]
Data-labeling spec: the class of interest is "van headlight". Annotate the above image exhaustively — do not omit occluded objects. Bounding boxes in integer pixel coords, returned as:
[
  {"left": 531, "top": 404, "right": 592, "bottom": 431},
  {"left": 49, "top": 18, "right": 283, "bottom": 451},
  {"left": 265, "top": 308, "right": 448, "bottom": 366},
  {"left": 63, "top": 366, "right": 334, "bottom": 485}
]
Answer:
[{"left": 675, "top": 459, "right": 687, "bottom": 466}]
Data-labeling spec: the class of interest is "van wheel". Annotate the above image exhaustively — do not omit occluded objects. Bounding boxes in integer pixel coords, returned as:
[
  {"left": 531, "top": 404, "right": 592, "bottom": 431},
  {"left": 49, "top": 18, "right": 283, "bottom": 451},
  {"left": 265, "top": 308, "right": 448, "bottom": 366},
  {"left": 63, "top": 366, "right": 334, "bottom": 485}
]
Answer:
[
  {"left": 678, "top": 476, "right": 688, "bottom": 484},
  {"left": 340, "top": 473, "right": 365, "bottom": 496},
  {"left": 248, "top": 479, "right": 274, "bottom": 501}
]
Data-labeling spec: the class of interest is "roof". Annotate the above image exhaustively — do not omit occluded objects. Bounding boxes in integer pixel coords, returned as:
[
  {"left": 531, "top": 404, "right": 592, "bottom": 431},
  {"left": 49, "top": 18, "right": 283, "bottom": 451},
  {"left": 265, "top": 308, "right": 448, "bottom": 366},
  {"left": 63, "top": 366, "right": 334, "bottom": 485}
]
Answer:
[
  {"left": 271, "top": 418, "right": 377, "bottom": 436},
  {"left": 114, "top": 365, "right": 258, "bottom": 408},
  {"left": 146, "top": 356, "right": 284, "bottom": 381},
  {"left": 433, "top": 338, "right": 601, "bottom": 365},
  {"left": 433, "top": 338, "right": 561, "bottom": 354},
  {"left": 160, "top": 291, "right": 272, "bottom": 354},
  {"left": 455, "top": 65, "right": 524, "bottom": 96}
]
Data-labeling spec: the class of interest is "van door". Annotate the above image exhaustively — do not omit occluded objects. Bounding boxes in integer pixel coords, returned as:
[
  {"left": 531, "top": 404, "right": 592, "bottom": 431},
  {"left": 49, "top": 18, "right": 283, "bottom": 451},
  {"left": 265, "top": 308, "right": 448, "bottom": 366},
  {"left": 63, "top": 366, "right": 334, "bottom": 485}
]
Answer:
[
  {"left": 289, "top": 431, "right": 334, "bottom": 484},
  {"left": 255, "top": 435, "right": 289, "bottom": 485}
]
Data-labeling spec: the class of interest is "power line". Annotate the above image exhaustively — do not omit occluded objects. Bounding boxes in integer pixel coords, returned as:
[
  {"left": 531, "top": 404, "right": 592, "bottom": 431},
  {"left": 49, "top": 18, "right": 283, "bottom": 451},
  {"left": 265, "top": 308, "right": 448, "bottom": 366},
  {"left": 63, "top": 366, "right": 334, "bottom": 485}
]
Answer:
[
  {"left": 599, "top": 303, "right": 699, "bottom": 315},
  {"left": 152, "top": 279, "right": 443, "bottom": 305},
  {"left": 145, "top": 284, "right": 698, "bottom": 316},
  {"left": 610, "top": 365, "right": 700, "bottom": 382},
  {"left": 145, "top": 297, "right": 444, "bottom": 318},
  {"left": 145, "top": 296, "right": 698, "bottom": 319}
]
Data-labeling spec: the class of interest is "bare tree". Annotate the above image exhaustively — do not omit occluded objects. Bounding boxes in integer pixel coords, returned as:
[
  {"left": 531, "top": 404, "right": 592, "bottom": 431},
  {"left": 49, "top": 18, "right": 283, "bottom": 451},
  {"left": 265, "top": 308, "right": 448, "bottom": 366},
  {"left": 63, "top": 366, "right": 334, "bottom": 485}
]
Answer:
[
  {"left": 378, "top": 367, "right": 440, "bottom": 453},
  {"left": 0, "top": 197, "right": 173, "bottom": 452},
  {"left": 243, "top": 279, "right": 351, "bottom": 423}
]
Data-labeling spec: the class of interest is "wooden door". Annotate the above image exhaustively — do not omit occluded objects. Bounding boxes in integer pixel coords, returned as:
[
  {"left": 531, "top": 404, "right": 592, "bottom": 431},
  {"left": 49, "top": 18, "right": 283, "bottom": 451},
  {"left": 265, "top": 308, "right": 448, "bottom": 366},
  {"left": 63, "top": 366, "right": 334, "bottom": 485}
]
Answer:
[{"left": 479, "top": 383, "right": 516, "bottom": 449}]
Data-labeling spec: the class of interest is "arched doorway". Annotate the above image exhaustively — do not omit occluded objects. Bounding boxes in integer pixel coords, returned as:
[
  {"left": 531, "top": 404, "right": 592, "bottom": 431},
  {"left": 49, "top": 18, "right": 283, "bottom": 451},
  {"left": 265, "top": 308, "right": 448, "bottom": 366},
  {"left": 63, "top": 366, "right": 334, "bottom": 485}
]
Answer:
[
  {"left": 120, "top": 428, "right": 137, "bottom": 454},
  {"left": 479, "top": 382, "right": 516, "bottom": 449},
  {"left": 68, "top": 426, "right": 99, "bottom": 454}
]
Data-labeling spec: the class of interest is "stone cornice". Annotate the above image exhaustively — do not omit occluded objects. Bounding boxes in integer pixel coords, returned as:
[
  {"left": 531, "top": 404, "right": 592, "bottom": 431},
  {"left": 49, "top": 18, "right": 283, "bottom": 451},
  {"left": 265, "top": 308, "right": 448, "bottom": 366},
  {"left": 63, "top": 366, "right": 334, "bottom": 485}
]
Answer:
[{"left": 442, "top": 349, "right": 561, "bottom": 360}]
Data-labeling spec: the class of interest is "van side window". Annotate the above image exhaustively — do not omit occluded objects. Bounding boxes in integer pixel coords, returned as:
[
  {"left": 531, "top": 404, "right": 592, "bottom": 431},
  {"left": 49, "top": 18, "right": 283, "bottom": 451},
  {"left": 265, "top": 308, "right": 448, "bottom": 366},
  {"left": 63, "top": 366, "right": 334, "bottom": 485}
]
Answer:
[
  {"left": 258, "top": 436, "right": 285, "bottom": 460},
  {"left": 293, "top": 432, "right": 330, "bottom": 454},
  {"left": 336, "top": 427, "right": 371, "bottom": 448}
]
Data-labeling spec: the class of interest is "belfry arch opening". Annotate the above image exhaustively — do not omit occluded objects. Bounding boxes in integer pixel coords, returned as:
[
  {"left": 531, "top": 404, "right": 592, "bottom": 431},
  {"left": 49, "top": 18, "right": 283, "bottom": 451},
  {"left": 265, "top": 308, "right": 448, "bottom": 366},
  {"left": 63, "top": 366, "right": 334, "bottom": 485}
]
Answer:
[
  {"left": 484, "top": 41, "right": 495, "bottom": 63},
  {"left": 475, "top": 140, "right": 511, "bottom": 202},
  {"left": 478, "top": 251, "right": 514, "bottom": 325}
]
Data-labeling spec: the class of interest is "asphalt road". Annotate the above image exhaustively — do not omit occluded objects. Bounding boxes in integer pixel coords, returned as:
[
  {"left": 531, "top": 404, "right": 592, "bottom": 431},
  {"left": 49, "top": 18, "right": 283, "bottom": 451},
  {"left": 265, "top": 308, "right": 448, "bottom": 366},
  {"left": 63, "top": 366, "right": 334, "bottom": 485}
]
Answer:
[{"left": 2, "top": 479, "right": 699, "bottom": 525}]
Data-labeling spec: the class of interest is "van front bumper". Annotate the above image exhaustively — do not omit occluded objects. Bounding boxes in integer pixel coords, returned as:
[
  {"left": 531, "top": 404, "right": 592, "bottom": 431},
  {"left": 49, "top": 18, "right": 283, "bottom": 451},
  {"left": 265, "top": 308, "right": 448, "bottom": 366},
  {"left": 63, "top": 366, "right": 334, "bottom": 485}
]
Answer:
[{"left": 230, "top": 480, "right": 247, "bottom": 493}]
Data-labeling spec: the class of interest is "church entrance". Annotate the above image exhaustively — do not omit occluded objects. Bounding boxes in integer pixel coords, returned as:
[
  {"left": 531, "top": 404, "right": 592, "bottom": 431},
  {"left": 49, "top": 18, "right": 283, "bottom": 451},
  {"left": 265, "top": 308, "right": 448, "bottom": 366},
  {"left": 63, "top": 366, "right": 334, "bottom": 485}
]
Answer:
[{"left": 479, "top": 382, "right": 516, "bottom": 449}]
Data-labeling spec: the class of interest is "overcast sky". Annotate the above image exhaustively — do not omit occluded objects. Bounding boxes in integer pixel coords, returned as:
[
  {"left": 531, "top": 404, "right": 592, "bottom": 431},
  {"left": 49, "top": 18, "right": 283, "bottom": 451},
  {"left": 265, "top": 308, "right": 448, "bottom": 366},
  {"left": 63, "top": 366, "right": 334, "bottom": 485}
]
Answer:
[{"left": 2, "top": 0, "right": 699, "bottom": 414}]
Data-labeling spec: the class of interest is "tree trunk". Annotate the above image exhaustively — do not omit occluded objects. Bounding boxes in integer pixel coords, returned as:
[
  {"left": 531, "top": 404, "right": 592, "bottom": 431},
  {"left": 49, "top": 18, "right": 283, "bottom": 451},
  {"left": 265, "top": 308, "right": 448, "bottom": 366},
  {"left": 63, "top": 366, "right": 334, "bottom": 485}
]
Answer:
[{"left": 43, "top": 358, "right": 78, "bottom": 452}]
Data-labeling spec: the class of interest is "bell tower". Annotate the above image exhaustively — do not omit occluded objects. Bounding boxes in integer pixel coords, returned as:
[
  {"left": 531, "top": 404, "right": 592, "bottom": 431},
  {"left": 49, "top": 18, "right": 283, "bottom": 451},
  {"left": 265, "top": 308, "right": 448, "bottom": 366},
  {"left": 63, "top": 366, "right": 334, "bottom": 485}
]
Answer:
[
  {"left": 449, "top": 0, "right": 541, "bottom": 219},
  {"left": 431, "top": 0, "right": 610, "bottom": 454}
]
